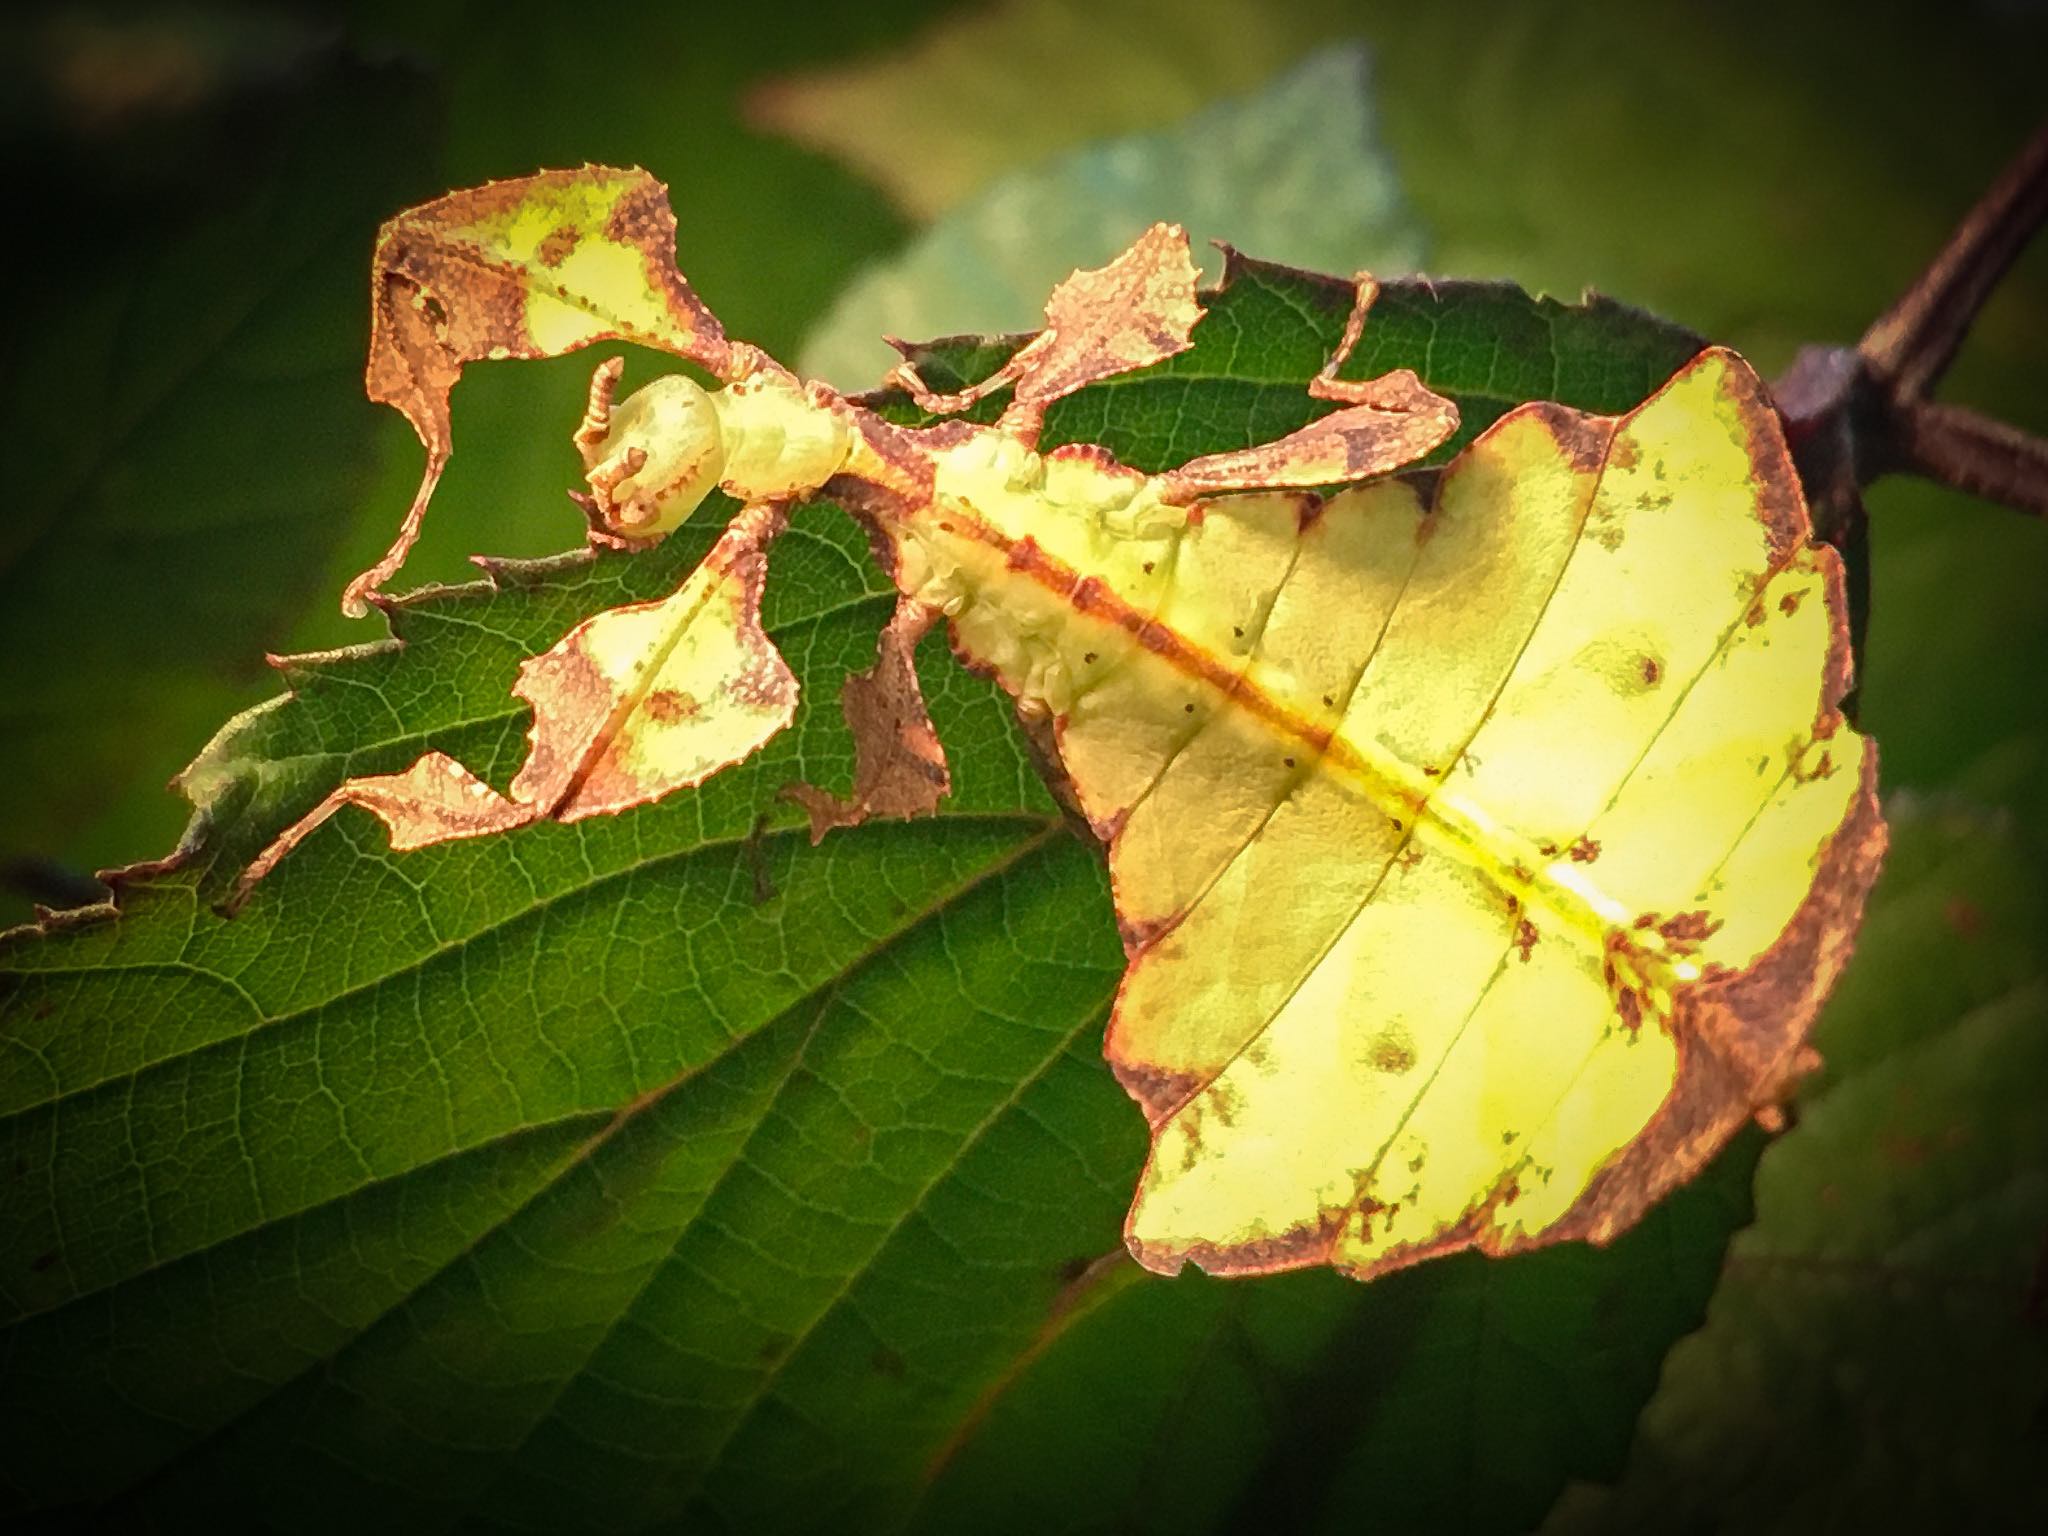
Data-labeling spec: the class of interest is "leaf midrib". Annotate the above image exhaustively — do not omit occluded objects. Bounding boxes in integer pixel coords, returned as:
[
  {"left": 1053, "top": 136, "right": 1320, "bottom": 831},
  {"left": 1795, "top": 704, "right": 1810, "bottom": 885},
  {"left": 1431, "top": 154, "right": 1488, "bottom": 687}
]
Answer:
[
  {"left": 4, "top": 818, "right": 1068, "bottom": 1338},
  {"left": 0, "top": 812, "right": 1055, "bottom": 1127},
  {"left": 89, "top": 824, "right": 1079, "bottom": 1522}
]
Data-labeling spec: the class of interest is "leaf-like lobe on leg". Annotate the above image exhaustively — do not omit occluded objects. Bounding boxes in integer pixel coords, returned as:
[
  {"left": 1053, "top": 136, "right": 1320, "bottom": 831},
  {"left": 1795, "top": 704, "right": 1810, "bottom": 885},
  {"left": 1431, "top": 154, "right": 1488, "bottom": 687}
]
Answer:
[
  {"left": 346, "top": 166, "right": 737, "bottom": 613},
  {"left": 1158, "top": 370, "right": 1456, "bottom": 498},
  {"left": 1160, "top": 272, "right": 1459, "bottom": 498},
  {"left": 887, "top": 221, "right": 1204, "bottom": 415},
  {"left": 234, "top": 501, "right": 796, "bottom": 908},
  {"left": 521, "top": 500, "right": 797, "bottom": 821},
  {"left": 785, "top": 596, "right": 951, "bottom": 843}
]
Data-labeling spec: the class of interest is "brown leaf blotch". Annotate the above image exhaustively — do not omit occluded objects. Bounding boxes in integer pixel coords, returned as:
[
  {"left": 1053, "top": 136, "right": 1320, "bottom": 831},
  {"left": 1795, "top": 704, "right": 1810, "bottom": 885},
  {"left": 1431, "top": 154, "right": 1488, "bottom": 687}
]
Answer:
[
  {"left": 1368, "top": 1031, "right": 1417, "bottom": 1076},
  {"left": 784, "top": 598, "right": 952, "bottom": 844}
]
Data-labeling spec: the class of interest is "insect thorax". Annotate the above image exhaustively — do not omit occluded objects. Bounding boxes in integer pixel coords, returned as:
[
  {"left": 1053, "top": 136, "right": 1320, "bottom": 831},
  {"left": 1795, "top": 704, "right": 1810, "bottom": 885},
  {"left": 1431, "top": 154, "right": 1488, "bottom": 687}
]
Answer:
[{"left": 581, "top": 370, "right": 857, "bottom": 537}]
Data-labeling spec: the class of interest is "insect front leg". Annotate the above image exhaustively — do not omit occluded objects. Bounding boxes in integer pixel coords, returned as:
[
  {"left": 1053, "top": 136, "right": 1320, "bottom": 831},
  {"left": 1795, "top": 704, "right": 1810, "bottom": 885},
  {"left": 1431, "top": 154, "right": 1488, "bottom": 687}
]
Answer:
[
  {"left": 886, "top": 223, "right": 1207, "bottom": 447},
  {"left": 1158, "top": 272, "right": 1459, "bottom": 502}
]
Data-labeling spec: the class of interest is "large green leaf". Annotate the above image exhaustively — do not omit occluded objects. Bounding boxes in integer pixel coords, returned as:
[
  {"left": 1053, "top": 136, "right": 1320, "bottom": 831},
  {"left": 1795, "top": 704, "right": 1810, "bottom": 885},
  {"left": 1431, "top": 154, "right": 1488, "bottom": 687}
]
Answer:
[{"left": 0, "top": 261, "right": 1747, "bottom": 1531}]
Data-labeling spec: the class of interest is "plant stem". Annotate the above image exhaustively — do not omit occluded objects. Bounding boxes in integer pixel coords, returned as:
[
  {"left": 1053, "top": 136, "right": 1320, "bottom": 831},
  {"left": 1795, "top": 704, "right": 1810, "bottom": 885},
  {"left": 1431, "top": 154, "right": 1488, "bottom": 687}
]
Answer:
[
  {"left": 1887, "top": 399, "right": 2048, "bottom": 518},
  {"left": 1854, "top": 117, "right": 2048, "bottom": 517},
  {"left": 1860, "top": 120, "right": 2048, "bottom": 401},
  {"left": 1777, "top": 117, "right": 2048, "bottom": 523}
]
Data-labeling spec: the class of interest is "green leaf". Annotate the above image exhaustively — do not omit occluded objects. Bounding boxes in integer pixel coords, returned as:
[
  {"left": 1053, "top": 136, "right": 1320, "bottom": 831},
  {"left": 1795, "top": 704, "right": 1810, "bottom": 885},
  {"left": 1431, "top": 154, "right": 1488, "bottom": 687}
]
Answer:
[
  {"left": 1543, "top": 797, "right": 2048, "bottom": 1534},
  {"left": 1, "top": 260, "right": 1749, "bottom": 1530},
  {"left": 0, "top": 55, "right": 438, "bottom": 913},
  {"left": 746, "top": 0, "right": 1371, "bottom": 220},
  {"left": 797, "top": 43, "right": 1427, "bottom": 389},
  {"left": 916, "top": 1165, "right": 1756, "bottom": 1536},
  {"left": 876, "top": 253, "right": 1701, "bottom": 470}
]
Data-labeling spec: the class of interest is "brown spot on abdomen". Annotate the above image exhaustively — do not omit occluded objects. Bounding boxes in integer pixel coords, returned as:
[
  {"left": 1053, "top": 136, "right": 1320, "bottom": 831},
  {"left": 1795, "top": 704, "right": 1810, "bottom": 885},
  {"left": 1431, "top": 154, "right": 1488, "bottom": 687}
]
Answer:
[
  {"left": 537, "top": 224, "right": 579, "bottom": 267},
  {"left": 1367, "top": 1028, "right": 1416, "bottom": 1076},
  {"left": 644, "top": 689, "right": 700, "bottom": 724},
  {"left": 1658, "top": 909, "right": 1723, "bottom": 948},
  {"left": 1616, "top": 989, "right": 1642, "bottom": 1033}
]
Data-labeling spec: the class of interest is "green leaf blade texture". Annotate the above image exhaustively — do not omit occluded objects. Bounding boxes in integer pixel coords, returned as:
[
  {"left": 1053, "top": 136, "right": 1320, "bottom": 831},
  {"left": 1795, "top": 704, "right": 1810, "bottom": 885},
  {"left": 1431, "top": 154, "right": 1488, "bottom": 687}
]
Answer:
[{"left": 6, "top": 252, "right": 1742, "bottom": 1531}]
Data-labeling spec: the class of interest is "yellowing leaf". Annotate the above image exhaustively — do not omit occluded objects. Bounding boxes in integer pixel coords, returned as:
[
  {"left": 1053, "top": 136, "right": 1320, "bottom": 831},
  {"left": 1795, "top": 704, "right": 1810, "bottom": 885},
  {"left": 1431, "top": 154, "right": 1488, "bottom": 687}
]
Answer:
[{"left": 242, "top": 167, "right": 1880, "bottom": 1286}]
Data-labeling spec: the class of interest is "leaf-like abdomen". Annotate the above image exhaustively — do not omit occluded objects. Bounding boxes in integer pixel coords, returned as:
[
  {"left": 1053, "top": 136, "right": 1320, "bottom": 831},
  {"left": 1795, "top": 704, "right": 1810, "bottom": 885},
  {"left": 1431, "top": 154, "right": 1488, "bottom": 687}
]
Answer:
[{"left": 888, "top": 348, "right": 1881, "bottom": 1282}]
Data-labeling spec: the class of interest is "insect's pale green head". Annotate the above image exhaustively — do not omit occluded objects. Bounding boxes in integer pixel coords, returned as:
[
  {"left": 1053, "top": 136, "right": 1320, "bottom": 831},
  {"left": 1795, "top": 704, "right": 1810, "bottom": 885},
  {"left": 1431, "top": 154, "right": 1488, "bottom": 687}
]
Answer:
[{"left": 579, "top": 373, "right": 725, "bottom": 538}]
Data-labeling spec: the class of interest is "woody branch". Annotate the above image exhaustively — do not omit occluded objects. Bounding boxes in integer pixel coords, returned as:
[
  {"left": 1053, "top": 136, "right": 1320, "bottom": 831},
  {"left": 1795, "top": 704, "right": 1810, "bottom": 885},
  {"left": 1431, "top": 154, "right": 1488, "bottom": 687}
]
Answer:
[{"left": 1778, "top": 118, "right": 2048, "bottom": 519}]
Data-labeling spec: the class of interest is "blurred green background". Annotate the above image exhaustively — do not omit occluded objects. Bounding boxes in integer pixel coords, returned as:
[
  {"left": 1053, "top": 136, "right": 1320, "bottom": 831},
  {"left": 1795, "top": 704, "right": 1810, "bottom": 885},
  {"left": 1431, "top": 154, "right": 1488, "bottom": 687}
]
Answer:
[{"left": 2, "top": 0, "right": 2044, "bottom": 1525}]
